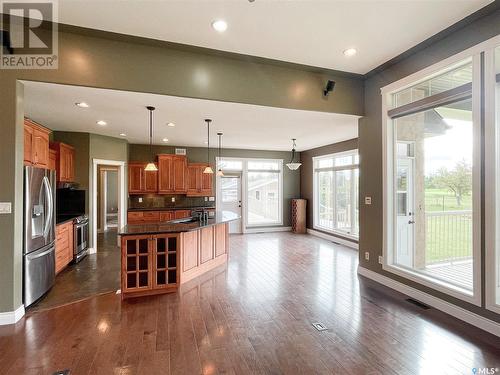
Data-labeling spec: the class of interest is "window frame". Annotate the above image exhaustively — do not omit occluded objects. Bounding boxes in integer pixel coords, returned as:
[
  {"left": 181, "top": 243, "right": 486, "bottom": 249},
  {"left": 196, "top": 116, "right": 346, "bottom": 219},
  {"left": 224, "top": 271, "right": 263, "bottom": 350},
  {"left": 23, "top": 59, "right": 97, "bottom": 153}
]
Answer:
[
  {"left": 380, "top": 41, "right": 494, "bottom": 307},
  {"left": 313, "top": 149, "right": 359, "bottom": 240},
  {"left": 485, "top": 41, "right": 500, "bottom": 315}
]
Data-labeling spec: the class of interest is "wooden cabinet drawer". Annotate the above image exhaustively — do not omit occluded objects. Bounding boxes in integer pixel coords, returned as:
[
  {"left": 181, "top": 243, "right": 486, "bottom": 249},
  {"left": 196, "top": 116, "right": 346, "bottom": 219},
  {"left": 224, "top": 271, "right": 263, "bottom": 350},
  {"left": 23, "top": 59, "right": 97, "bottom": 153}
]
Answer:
[
  {"left": 160, "top": 211, "right": 174, "bottom": 222},
  {"left": 55, "top": 222, "right": 74, "bottom": 274},
  {"left": 143, "top": 211, "right": 160, "bottom": 222}
]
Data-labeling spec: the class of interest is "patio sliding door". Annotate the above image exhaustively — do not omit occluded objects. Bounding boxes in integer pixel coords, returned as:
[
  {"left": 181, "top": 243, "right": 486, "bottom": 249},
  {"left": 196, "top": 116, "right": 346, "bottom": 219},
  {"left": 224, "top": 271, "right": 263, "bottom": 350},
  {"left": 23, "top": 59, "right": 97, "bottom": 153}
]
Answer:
[{"left": 384, "top": 57, "right": 480, "bottom": 301}]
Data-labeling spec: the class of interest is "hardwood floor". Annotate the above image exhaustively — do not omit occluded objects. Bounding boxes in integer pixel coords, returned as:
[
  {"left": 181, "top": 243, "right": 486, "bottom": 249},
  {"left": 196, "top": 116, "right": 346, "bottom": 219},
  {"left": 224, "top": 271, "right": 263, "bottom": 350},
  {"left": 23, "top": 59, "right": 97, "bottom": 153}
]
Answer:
[{"left": 1, "top": 232, "right": 499, "bottom": 374}]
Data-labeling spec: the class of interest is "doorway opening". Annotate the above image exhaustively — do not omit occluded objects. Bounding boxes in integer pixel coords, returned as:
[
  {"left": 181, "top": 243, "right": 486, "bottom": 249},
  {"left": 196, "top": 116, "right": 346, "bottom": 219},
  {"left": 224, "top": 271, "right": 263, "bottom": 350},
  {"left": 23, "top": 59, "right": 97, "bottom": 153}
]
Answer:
[{"left": 98, "top": 165, "right": 119, "bottom": 234}]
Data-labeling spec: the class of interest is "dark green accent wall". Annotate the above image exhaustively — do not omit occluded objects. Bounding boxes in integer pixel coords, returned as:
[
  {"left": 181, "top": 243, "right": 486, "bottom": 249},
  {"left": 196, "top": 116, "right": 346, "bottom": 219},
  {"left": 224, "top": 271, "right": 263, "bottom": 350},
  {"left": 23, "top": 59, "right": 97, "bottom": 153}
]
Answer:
[
  {"left": 129, "top": 144, "right": 300, "bottom": 227},
  {"left": 359, "top": 8, "right": 500, "bottom": 322},
  {"left": 300, "top": 138, "right": 358, "bottom": 240}
]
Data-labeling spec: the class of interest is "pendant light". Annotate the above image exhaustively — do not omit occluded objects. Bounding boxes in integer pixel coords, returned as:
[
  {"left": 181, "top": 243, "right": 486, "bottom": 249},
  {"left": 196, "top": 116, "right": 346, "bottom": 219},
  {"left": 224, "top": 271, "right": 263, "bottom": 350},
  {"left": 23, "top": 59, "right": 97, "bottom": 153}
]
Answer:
[
  {"left": 203, "top": 119, "right": 214, "bottom": 174},
  {"left": 216, "top": 132, "right": 224, "bottom": 177},
  {"left": 286, "top": 138, "right": 302, "bottom": 170},
  {"left": 144, "top": 106, "right": 158, "bottom": 171}
]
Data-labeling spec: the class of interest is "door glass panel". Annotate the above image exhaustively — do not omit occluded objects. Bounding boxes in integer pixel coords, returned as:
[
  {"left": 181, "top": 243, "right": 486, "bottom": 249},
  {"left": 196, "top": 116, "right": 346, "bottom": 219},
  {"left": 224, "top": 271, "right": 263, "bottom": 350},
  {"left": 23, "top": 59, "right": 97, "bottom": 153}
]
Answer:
[
  {"left": 335, "top": 170, "right": 352, "bottom": 232},
  {"left": 317, "top": 171, "right": 334, "bottom": 230},
  {"left": 247, "top": 171, "right": 280, "bottom": 225},
  {"left": 220, "top": 177, "right": 239, "bottom": 203},
  {"left": 394, "top": 99, "right": 474, "bottom": 291}
]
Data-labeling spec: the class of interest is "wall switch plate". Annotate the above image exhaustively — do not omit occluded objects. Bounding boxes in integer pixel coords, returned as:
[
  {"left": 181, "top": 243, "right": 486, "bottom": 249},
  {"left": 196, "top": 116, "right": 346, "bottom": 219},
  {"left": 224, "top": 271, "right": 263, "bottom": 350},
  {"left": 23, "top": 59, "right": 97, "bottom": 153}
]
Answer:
[
  {"left": 0, "top": 202, "right": 11, "bottom": 214},
  {"left": 378, "top": 256, "right": 383, "bottom": 264},
  {"left": 365, "top": 196, "right": 372, "bottom": 205},
  {"left": 171, "top": 197, "right": 175, "bottom": 203},
  {"left": 364, "top": 252, "right": 370, "bottom": 261},
  {"left": 204, "top": 197, "right": 208, "bottom": 202},
  {"left": 209, "top": 196, "right": 215, "bottom": 202},
  {"left": 138, "top": 197, "right": 143, "bottom": 203}
]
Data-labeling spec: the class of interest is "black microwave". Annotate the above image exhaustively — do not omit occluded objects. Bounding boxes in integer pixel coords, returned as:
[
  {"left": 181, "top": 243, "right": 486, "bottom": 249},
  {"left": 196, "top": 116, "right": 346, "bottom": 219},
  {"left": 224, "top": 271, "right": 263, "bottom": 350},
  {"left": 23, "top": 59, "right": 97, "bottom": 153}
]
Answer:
[{"left": 56, "top": 188, "right": 86, "bottom": 217}]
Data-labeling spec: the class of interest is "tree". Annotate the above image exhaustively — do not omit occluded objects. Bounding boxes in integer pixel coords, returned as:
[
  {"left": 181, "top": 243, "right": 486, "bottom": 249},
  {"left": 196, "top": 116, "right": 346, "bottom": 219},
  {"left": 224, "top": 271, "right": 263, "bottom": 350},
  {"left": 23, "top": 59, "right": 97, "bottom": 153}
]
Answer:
[{"left": 433, "top": 159, "right": 472, "bottom": 206}]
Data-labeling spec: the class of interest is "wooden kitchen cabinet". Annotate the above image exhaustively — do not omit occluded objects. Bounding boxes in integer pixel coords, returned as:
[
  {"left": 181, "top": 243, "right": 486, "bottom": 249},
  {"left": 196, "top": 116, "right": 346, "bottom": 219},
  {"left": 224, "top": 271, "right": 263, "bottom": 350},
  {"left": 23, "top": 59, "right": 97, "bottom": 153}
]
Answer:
[
  {"left": 55, "top": 221, "right": 74, "bottom": 274},
  {"left": 49, "top": 149, "right": 57, "bottom": 171},
  {"left": 158, "top": 155, "right": 187, "bottom": 194},
  {"left": 24, "top": 119, "right": 51, "bottom": 169},
  {"left": 121, "top": 234, "right": 179, "bottom": 298},
  {"left": 127, "top": 210, "right": 160, "bottom": 224},
  {"left": 128, "top": 210, "right": 190, "bottom": 224},
  {"left": 186, "top": 163, "right": 213, "bottom": 196},
  {"left": 174, "top": 210, "right": 191, "bottom": 219},
  {"left": 50, "top": 142, "right": 75, "bottom": 182},
  {"left": 128, "top": 162, "right": 158, "bottom": 194},
  {"left": 160, "top": 211, "right": 174, "bottom": 222}
]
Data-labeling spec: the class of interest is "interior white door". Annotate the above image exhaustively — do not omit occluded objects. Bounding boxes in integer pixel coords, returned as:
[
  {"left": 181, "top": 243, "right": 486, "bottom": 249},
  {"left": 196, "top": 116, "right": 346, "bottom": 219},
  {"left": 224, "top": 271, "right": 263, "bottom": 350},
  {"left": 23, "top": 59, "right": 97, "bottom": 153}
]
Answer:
[
  {"left": 396, "top": 158, "right": 414, "bottom": 268},
  {"left": 219, "top": 174, "right": 242, "bottom": 234}
]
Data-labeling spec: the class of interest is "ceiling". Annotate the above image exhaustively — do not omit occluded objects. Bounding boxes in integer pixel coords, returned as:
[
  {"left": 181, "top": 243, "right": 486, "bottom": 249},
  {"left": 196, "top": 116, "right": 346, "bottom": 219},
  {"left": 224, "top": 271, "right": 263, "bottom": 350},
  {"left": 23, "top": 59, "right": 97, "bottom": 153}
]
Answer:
[
  {"left": 57, "top": 0, "right": 492, "bottom": 74},
  {"left": 23, "top": 81, "right": 359, "bottom": 152}
]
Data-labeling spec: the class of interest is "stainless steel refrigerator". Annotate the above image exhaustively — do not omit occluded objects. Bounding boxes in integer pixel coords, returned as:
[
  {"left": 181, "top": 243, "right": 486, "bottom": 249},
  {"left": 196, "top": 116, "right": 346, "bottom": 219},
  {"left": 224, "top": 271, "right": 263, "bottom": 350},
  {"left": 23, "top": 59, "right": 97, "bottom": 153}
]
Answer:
[{"left": 24, "top": 166, "right": 56, "bottom": 307}]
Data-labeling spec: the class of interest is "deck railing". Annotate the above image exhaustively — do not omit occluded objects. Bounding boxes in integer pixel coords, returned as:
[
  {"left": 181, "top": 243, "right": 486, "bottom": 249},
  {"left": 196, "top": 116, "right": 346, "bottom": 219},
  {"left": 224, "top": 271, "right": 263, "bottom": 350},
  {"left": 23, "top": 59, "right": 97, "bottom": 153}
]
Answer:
[{"left": 425, "top": 210, "right": 472, "bottom": 265}]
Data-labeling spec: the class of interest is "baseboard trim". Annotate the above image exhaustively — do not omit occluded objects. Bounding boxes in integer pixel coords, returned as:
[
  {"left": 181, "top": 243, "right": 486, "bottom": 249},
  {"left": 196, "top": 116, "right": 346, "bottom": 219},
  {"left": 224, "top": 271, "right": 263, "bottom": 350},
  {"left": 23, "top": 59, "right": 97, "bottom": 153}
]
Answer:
[
  {"left": 307, "top": 229, "right": 359, "bottom": 250},
  {"left": 357, "top": 266, "right": 500, "bottom": 337},
  {"left": 244, "top": 226, "right": 292, "bottom": 234},
  {"left": 88, "top": 247, "right": 96, "bottom": 254},
  {"left": 0, "top": 304, "right": 25, "bottom": 325}
]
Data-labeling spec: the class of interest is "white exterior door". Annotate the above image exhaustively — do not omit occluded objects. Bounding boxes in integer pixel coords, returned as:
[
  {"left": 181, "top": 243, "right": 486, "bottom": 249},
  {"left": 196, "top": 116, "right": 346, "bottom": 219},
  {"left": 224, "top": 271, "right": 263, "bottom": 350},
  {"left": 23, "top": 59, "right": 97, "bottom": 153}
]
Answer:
[
  {"left": 219, "top": 174, "right": 242, "bottom": 234},
  {"left": 396, "top": 158, "right": 415, "bottom": 268}
]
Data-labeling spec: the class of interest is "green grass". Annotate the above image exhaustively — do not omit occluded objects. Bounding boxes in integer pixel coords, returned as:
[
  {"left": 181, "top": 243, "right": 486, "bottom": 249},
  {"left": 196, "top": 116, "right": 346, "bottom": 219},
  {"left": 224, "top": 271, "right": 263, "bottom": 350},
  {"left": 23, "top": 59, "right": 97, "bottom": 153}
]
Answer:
[
  {"left": 425, "top": 188, "right": 472, "bottom": 212},
  {"left": 424, "top": 188, "right": 472, "bottom": 264}
]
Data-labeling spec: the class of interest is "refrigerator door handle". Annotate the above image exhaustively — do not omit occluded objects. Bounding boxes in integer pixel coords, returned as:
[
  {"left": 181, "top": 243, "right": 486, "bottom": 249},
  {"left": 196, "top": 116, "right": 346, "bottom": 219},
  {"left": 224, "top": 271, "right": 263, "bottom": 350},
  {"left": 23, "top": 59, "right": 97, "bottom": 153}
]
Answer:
[
  {"left": 26, "top": 246, "right": 54, "bottom": 260},
  {"left": 42, "top": 176, "right": 53, "bottom": 239}
]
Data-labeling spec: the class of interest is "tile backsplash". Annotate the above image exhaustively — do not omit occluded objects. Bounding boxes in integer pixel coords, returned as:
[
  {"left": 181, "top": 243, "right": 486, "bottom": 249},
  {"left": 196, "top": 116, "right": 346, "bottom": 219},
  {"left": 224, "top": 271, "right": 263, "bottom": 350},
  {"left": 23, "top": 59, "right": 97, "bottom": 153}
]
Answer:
[{"left": 128, "top": 194, "right": 216, "bottom": 210}]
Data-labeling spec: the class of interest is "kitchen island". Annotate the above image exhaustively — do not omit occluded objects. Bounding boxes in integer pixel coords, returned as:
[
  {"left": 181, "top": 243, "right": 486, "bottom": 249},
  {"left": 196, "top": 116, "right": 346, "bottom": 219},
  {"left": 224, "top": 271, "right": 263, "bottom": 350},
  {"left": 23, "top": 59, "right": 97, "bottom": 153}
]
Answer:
[{"left": 119, "top": 210, "right": 238, "bottom": 299}]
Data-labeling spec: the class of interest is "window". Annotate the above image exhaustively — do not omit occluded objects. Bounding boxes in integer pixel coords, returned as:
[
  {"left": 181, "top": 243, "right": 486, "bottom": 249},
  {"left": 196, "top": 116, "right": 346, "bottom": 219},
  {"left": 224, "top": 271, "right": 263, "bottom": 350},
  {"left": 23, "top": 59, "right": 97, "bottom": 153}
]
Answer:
[
  {"left": 383, "top": 55, "right": 481, "bottom": 304},
  {"left": 217, "top": 157, "right": 283, "bottom": 228},
  {"left": 247, "top": 160, "right": 282, "bottom": 226},
  {"left": 313, "top": 150, "right": 359, "bottom": 238}
]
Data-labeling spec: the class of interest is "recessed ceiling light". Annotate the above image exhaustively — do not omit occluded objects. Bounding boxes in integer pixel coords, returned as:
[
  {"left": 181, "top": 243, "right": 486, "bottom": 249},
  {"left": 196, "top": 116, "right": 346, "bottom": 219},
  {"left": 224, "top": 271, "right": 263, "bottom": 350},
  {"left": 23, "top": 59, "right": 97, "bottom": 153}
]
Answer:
[
  {"left": 75, "top": 102, "right": 89, "bottom": 108},
  {"left": 162, "top": 138, "right": 169, "bottom": 142},
  {"left": 120, "top": 133, "right": 127, "bottom": 137},
  {"left": 343, "top": 48, "right": 357, "bottom": 57},
  {"left": 212, "top": 20, "right": 228, "bottom": 32},
  {"left": 96, "top": 120, "right": 107, "bottom": 126},
  {"left": 167, "top": 122, "right": 175, "bottom": 127}
]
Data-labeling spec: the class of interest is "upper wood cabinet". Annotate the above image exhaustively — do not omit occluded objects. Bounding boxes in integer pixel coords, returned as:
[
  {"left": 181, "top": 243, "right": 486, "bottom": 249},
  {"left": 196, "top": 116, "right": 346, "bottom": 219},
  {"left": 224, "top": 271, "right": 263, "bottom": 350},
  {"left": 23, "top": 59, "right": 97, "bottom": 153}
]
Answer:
[
  {"left": 186, "top": 163, "right": 213, "bottom": 196},
  {"left": 24, "top": 119, "right": 51, "bottom": 169},
  {"left": 158, "top": 155, "right": 187, "bottom": 194},
  {"left": 50, "top": 142, "right": 75, "bottom": 182},
  {"left": 128, "top": 162, "right": 158, "bottom": 194},
  {"left": 49, "top": 149, "right": 57, "bottom": 171}
]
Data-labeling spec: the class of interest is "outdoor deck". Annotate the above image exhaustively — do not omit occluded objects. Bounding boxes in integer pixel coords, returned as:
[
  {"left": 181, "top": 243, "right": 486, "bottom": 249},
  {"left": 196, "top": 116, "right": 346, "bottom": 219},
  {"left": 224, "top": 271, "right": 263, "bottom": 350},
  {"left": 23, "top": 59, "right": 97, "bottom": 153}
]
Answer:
[{"left": 422, "top": 259, "right": 473, "bottom": 291}]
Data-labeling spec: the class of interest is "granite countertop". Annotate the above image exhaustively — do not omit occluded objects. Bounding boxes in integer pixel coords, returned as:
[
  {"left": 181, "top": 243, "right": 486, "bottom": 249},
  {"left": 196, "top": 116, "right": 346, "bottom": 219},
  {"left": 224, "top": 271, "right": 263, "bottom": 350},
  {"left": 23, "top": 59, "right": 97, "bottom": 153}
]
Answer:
[
  {"left": 127, "top": 206, "right": 215, "bottom": 212},
  {"left": 119, "top": 210, "right": 239, "bottom": 235}
]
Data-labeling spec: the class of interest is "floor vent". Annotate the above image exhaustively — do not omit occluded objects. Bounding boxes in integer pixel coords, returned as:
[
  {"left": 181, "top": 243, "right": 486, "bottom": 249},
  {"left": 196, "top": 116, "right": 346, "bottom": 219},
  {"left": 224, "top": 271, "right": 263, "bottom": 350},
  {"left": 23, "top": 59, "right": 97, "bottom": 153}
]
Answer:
[
  {"left": 52, "top": 370, "right": 70, "bottom": 375},
  {"left": 312, "top": 322, "right": 328, "bottom": 331},
  {"left": 406, "top": 298, "right": 430, "bottom": 310}
]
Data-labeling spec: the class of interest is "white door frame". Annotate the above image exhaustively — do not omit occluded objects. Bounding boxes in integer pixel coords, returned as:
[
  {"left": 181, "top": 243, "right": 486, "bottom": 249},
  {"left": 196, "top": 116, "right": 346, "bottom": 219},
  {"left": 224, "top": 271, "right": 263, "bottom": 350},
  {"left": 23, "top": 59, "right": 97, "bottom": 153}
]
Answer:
[
  {"left": 99, "top": 168, "right": 107, "bottom": 233},
  {"left": 92, "top": 159, "right": 126, "bottom": 251}
]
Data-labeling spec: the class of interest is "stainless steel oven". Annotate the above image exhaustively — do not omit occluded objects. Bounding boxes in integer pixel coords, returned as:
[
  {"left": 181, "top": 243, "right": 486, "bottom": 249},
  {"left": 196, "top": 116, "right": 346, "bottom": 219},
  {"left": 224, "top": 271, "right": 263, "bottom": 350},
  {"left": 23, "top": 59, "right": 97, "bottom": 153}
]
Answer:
[{"left": 73, "top": 215, "right": 89, "bottom": 262}]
